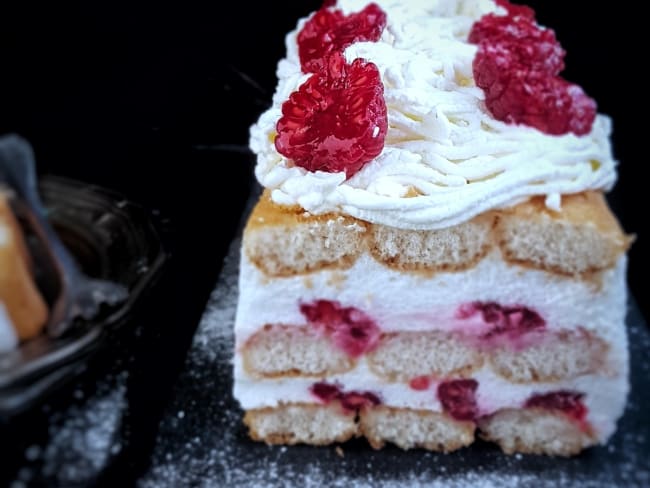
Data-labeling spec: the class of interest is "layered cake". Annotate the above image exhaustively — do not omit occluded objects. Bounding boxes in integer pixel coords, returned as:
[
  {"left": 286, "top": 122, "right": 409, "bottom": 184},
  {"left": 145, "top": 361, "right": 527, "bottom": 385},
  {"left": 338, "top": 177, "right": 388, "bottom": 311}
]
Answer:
[
  {"left": 0, "top": 191, "right": 48, "bottom": 352},
  {"left": 233, "top": 0, "right": 631, "bottom": 455}
]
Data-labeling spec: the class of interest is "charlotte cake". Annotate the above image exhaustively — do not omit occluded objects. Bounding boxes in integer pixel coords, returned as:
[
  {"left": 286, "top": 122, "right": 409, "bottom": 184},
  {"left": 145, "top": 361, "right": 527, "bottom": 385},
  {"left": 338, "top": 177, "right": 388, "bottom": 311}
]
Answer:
[{"left": 233, "top": 0, "right": 631, "bottom": 456}]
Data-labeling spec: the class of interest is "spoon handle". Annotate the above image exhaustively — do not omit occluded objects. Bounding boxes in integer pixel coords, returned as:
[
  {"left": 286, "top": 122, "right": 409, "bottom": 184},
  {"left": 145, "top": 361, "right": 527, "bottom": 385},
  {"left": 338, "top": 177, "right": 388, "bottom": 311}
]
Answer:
[{"left": 0, "top": 134, "right": 127, "bottom": 337}]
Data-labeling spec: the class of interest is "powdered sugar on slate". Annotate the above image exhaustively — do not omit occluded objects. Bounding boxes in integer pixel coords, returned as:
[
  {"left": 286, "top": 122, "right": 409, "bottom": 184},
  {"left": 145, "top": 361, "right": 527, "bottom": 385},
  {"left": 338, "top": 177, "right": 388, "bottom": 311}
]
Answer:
[{"left": 11, "top": 371, "right": 127, "bottom": 487}]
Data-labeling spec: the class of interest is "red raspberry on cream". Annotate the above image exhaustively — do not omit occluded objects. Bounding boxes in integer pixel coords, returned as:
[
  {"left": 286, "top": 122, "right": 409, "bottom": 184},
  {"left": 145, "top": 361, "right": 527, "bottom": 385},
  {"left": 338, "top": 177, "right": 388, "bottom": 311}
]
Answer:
[
  {"left": 470, "top": 0, "right": 596, "bottom": 135},
  {"left": 300, "top": 299, "right": 381, "bottom": 357}
]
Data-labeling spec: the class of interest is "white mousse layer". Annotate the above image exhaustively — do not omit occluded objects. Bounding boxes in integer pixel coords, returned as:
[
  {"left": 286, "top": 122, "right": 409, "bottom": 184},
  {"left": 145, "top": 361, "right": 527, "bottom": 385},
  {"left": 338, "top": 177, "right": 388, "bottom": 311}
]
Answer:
[
  {"left": 235, "top": 253, "right": 628, "bottom": 347},
  {"left": 0, "top": 302, "right": 18, "bottom": 352}
]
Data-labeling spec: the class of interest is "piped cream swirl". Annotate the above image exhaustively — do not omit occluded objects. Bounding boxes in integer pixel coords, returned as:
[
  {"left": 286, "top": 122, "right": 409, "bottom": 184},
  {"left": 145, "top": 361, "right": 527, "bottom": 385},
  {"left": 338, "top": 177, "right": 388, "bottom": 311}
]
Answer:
[{"left": 249, "top": 0, "right": 617, "bottom": 230}]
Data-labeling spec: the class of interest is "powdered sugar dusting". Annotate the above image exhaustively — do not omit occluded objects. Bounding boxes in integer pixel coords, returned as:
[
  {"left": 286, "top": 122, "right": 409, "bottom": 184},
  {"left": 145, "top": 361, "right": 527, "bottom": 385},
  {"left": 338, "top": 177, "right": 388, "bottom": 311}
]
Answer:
[
  {"left": 11, "top": 371, "right": 128, "bottom": 487},
  {"left": 145, "top": 461, "right": 559, "bottom": 488},
  {"left": 191, "top": 240, "right": 240, "bottom": 364},
  {"left": 137, "top": 236, "right": 650, "bottom": 488}
]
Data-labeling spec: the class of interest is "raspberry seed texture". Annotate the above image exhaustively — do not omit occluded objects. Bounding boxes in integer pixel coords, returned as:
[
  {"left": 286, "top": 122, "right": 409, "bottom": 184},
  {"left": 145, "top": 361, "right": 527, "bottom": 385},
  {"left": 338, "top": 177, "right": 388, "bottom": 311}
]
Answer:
[
  {"left": 470, "top": 0, "right": 596, "bottom": 135},
  {"left": 275, "top": 2, "right": 388, "bottom": 178},
  {"left": 275, "top": 53, "right": 387, "bottom": 178}
]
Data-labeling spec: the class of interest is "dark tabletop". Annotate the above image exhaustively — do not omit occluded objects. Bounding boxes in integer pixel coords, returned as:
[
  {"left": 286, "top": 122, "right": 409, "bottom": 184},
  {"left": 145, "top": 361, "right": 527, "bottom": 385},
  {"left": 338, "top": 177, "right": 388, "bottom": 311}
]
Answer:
[{"left": 0, "top": 2, "right": 647, "bottom": 486}]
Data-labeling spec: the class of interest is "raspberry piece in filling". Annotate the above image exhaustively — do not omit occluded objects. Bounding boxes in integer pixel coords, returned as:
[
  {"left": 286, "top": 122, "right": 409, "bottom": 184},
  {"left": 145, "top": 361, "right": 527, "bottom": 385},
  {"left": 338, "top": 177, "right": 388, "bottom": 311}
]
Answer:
[
  {"left": 310, "top": 382, "right": 381, "bottom": 412},
  {"left": 525, "top": 390, "right": 588, "bottom": 425},
  {"left": 310, "top": 382, "right": 341, "bottom": 403},
  {"left": 275, "top": 52, "right": 388, "bottom": 178},
  {"left": 457, "top": 301, "right": 545, "bottom": 348},
  {"left": 340, "top": 391, "right": 381, "bottom": 411},
  {"left": 409, "top": 376, "right": 432, "bottom": 391},
  {"left": 437, "top": 379, "right": 479, "bottom": 421},
  {"left": 298, "top": 2, "right": 387, "bottom": 74},
  {"left": 300, "top": 299, "right": 381, "bottom": 357}
]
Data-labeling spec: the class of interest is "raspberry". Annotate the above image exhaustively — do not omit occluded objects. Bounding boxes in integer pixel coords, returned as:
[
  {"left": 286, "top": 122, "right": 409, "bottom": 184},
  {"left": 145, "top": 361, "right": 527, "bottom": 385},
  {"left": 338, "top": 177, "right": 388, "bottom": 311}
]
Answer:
[
  {"left": 340, "top": 391, "right": 381, "bottom": 411},
  {"left": 310, "top": 382, "right": 381, "bottom": 412},
  {"left": 437, "top": 379, "right": 479, "bottom": 421},
  {"left": 409, "top": 376, "right": 431, "bottom": 391},
  {"left": 300, "top": 298, "right": 381, "bottom": 357},
  {"left": 310, "top": 382, "right": 341, "bottom": 402},
  {"left": 275, "top": 53, "right": 388, "bottom": 178},
  {"left": 298, "top": 2, "right": 387, "bottom": 74},
  {"left": 470, "top": 1, "right": 596, "bottom": 135},
  {"left": 457, "top": 301, "right": 546, "bottom": 342},
  {"left": 470, "top": 18, "right": 565, "bottom": 75},
  {"left": 477, "top": 65, "right": 597, "bottom": 135},
  {"left": 525, "top": 391, "right": 588, "bottom": 424}
]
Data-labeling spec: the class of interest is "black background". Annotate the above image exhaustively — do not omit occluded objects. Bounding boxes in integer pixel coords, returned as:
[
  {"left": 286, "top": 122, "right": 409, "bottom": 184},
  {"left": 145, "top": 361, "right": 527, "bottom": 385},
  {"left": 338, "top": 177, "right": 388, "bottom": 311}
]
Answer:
[{"left": 0, "top": 1, "right": 646, "bottom": 486}]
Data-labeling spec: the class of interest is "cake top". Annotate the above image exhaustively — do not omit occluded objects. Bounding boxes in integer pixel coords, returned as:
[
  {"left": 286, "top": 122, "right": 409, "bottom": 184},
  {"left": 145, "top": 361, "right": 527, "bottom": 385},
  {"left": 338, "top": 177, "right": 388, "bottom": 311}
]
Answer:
[{"left": 249, "top": 0, "right": 617, "bottom": 230}]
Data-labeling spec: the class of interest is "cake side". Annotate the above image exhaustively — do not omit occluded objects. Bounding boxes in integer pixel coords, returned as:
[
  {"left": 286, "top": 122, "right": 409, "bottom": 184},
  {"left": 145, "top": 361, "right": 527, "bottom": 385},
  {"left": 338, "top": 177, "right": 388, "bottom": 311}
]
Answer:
[
  {"left": 234, "top": 192, "right": 630, "bottom": 455},
  {"left": 234, "top": 0, "right": 631, "bottom": 457}
]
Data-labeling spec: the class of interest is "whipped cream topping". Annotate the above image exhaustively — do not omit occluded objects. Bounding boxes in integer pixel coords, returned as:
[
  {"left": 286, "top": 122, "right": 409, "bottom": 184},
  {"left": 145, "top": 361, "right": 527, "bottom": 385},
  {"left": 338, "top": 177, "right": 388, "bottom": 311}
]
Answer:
[{"left": 249, "top": 0, "right": 617, "bottom": 230}]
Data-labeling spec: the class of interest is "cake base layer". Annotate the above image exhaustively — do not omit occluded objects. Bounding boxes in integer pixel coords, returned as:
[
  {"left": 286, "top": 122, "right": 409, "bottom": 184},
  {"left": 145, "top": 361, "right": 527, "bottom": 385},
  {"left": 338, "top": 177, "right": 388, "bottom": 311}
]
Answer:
[
  {"left": 478, "top": 408, "right": 595, "bottom": 456},
  {"left": 244, "top": 404, "right": 357, "bottom": 446},
  {"left": 243, "top": 403, "right": 595, "bottom": 456}
]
